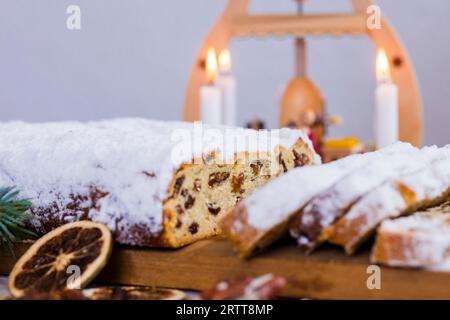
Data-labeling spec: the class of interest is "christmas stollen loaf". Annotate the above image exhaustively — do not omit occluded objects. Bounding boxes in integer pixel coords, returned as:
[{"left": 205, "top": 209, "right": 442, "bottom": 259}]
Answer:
[
  {"left": 371, "top": 200, "right": 450, "bottom": 270},
  {"left": 221, "top": 142, "right": 415, "bottom": 258},
  {"left": 290, "top": 145, "right": 450, "bottom": 253},
  {"left": 0, "top": 118, "right": 319, "bottom": 247},
  {"left": 326, "top": 156, "right": 450, "bottom": 254}
]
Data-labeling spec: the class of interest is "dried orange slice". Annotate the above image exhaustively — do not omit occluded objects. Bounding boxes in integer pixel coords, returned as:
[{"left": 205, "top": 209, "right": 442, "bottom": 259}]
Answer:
[
  {"left": 82, "top": 286, "right": 186, "bottom": 300},
  {"left": 8, "top": 221, "right": 112, "bottom": 298}
]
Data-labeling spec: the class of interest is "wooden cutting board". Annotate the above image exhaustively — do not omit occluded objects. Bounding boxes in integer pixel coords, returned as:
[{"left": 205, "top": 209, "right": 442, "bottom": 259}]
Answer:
[{"left": 1, "top": 237, "right": 450, "bottom": 299}]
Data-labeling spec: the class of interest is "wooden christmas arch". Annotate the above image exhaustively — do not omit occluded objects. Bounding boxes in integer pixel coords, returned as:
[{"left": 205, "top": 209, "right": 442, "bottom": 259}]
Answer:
[{"left": 183, "top": 0, "right": 423, "bottom": 146}]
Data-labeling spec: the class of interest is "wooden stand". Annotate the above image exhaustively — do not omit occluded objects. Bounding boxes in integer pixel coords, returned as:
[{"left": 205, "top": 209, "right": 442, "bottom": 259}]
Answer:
[
  {"left": 2, "top": 238, "right": 450, "bottom": 299},
  {"left": 183, "top": 0, "right": 423, "bottom": 146}
]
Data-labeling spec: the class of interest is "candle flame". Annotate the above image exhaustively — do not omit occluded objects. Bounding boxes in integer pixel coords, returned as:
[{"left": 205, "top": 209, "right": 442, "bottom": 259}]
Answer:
[
  {"left": 376, "top": 49, "right": 391, "bottom": 81},
  {"left": 218, "top": 49, "right": 232, "bottom": 73},
  {"left": 205, "top": 48, "right": 218, "bottom": 84}
]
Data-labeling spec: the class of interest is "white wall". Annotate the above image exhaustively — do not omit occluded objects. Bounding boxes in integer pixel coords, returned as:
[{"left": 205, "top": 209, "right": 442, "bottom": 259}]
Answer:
[{"left": 0, "top": 0, "right": 449, "bottom": 146}]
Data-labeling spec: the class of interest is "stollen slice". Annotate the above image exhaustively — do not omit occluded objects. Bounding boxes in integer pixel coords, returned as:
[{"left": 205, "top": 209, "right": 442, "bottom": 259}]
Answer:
[
  {"left": 326, "top": 158, "right": 450, "bottom": 255},
  {"left": 290, "top": 145, "right": 450, "bottom": 252},
  {"left": 371, "top": 201, "right": 450, "bottom": 269},
  {"left": 221, "top": 142, "right": 415, "bottom": 258}
]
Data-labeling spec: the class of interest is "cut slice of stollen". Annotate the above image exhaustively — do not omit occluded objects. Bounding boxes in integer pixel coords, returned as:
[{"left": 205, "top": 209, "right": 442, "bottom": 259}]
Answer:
[
  {"left": 220, "top": 142, "right": 416, "bottom": 258},
  {"left": 371, "top": 201, "right": 450, "bottom": 269},
  {"left": 290, "top": 145, "right": 450, "bottom": 253},
  {"left": 327, "top": 157, "right": 450, "bottom": 255}
]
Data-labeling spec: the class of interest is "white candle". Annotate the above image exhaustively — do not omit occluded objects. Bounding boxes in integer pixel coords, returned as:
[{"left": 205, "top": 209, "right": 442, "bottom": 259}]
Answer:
[
  {"left": 200, "top": 49, "right": 222, "bottom": 125},
  {"left": 217, "top": 49, "right": 237, "bottom": 127},
  {"left": 375, "top": 49, "right": 399, "bottom": 149},
  {"left": 200, "top": 86, "right": 222, "bottom": 126}
]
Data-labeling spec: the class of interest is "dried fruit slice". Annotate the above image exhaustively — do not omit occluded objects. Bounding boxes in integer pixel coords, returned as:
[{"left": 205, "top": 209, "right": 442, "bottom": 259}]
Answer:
[
  {"left": 8, "top": 221, "right": 112, "bottom": 298},
  {"left": 82, "top": 286, "right": 186, "bottom": 300}
]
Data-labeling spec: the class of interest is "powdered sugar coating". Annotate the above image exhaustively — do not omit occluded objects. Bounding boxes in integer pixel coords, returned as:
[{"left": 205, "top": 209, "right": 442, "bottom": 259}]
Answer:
[
  {"left": 0, "top": 118, "right": 315, "bottom": 243},
  {"left": 243, "top": 142, "right": 414, "bottom": 230},
  {"left": 348, "top": 157, "right": 450, "bottom": 226},
  {"left": 337, "top": 156, "right": 450, "bottom": 251},
  {"left": 427, "top": 260, "right": 450, "bottom": 272},
  {"left": 376, "top": 211, "right": 450, "bottom": 269},
  {"left": 297, "top": 145, "right": 450, "bottom": 246},
  {"left": 381, "top": 212, "right": 450, "bottom": 234}
]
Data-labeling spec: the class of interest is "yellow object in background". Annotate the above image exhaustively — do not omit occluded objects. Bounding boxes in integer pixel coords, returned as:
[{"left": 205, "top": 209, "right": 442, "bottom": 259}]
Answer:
[
  {"left": 324, "top": 137, "right": 361, "bottom": 149},
  {"left": 322, "top": 137, "right": 365, "bottom": 163}
]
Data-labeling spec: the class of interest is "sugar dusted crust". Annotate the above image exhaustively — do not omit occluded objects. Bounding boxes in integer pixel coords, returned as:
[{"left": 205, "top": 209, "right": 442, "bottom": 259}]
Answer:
[
  {"left": 372, "top": 202, "right": 450, "bottom": 268},
  {"left": 0, "top": 118, "right": 317, "bottom": 247},
  {"left": 290, "top": 145, "right": 450, "bottom": 253},
  {"left": 220, "top": 204, "right": 288, "bottom": 258},
  {"left": 221, "top": 142, "right": 418, "bottom": 258},
  {"left": 223, "top": 142, "right": 450, "bottom": 260},
  {"left": 326, "top": 158, "right": 450, "bottom": 255}
]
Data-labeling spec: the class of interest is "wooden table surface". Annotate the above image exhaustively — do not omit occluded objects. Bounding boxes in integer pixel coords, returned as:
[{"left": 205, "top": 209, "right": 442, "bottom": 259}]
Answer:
[{"left": 2, "top": 237, "right": 450, "bottom": 300}]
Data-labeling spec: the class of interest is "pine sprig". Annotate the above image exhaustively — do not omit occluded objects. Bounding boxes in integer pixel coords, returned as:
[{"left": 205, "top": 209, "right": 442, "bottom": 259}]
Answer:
[{"left": 0, "top": 187, "right": 36, "bottom": 250}]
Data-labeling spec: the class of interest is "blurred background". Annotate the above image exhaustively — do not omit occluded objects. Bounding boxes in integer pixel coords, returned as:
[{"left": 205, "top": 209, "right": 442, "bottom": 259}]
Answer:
[{"left": 0, "top": 0, "right": 449, "bottom": 146}]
